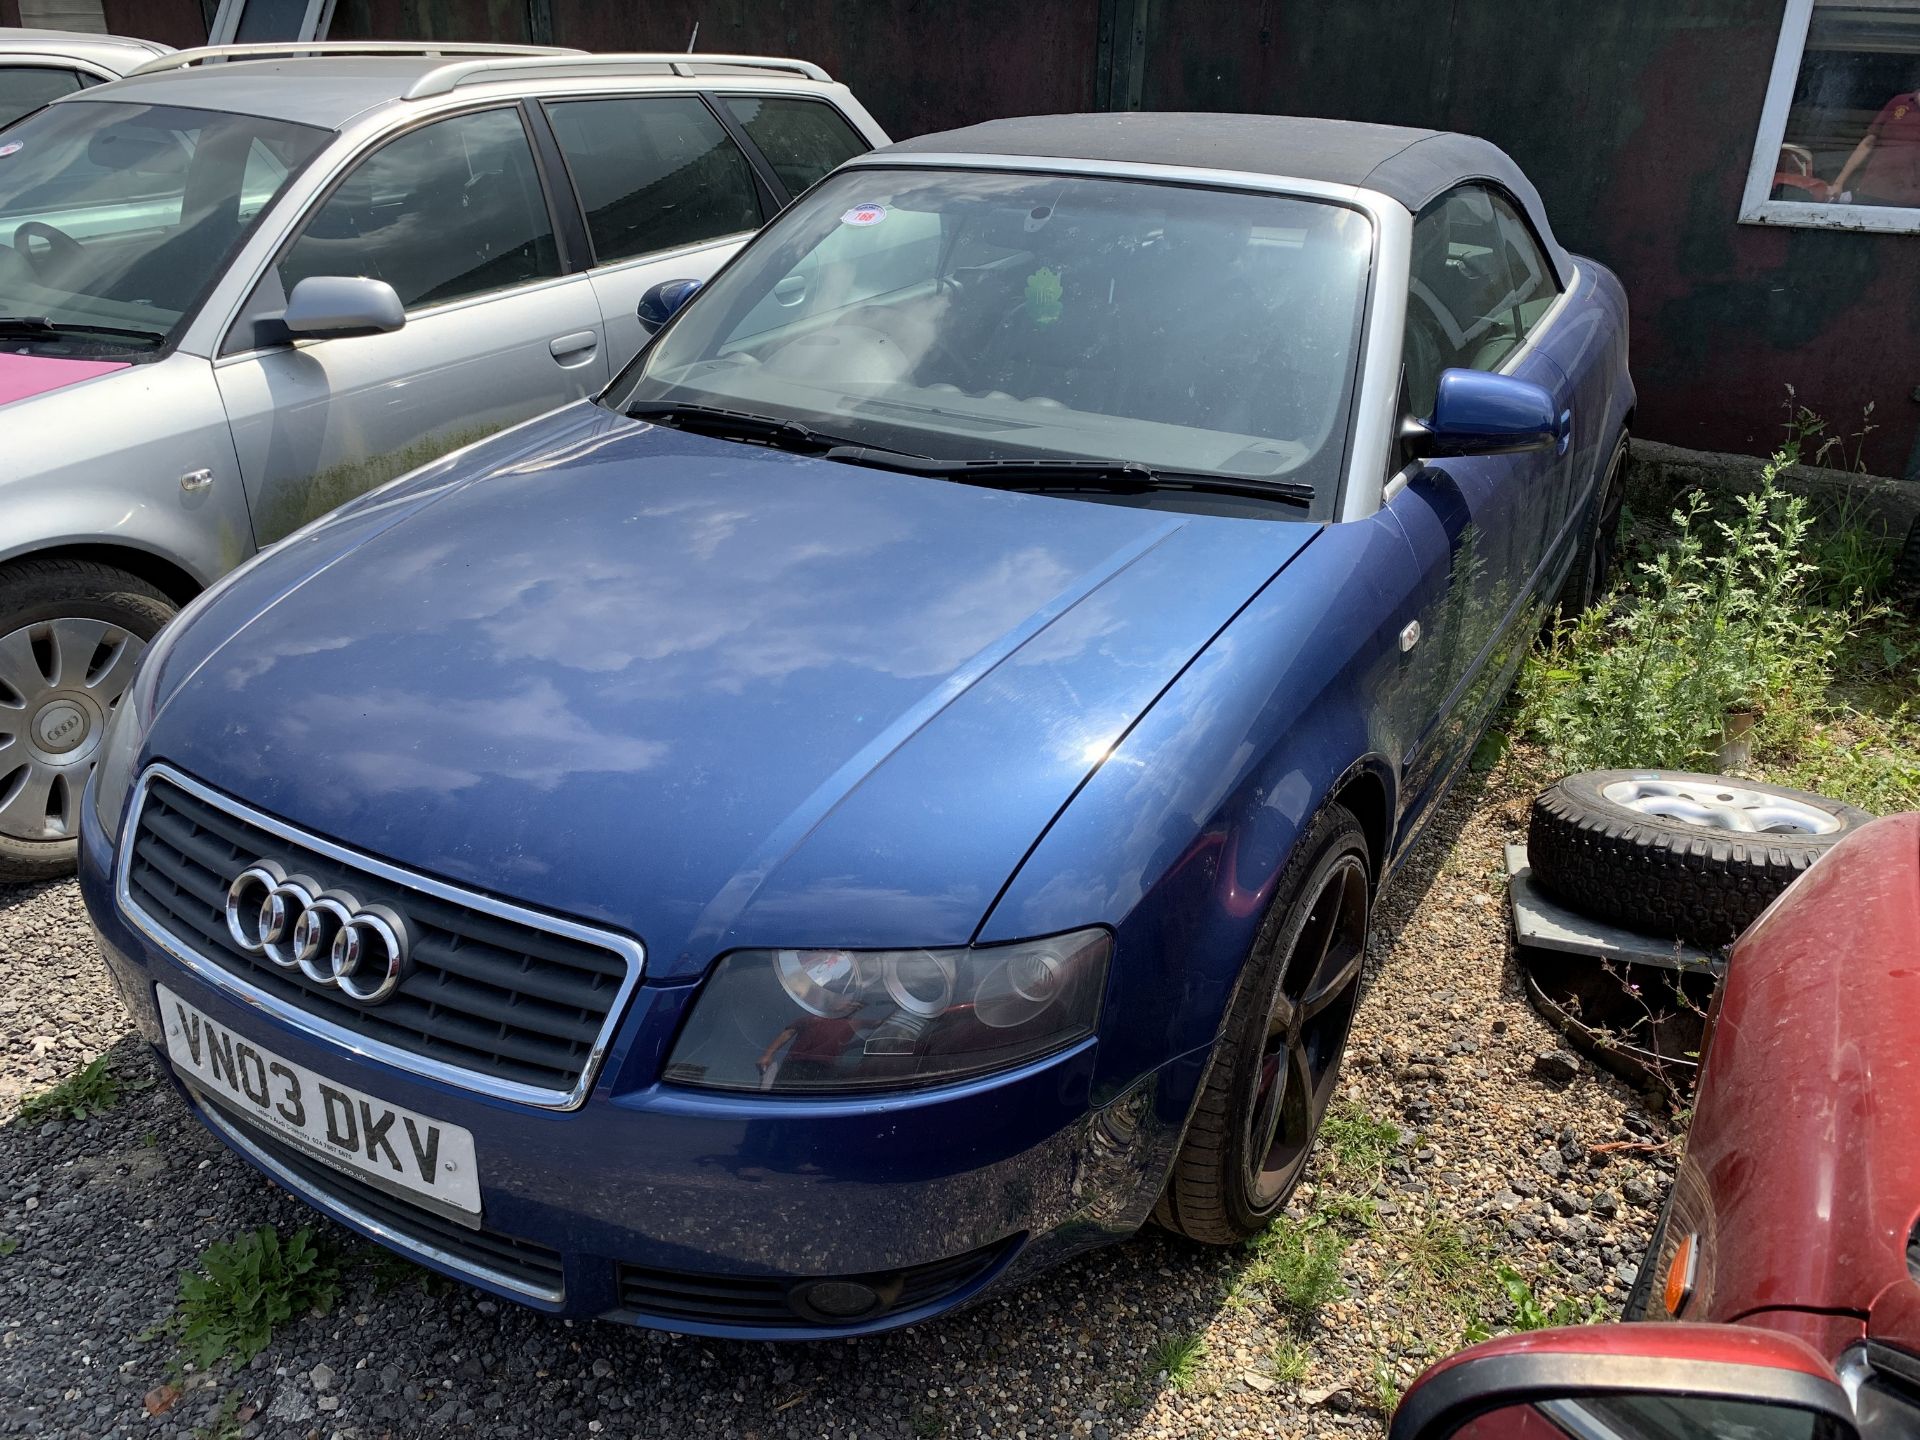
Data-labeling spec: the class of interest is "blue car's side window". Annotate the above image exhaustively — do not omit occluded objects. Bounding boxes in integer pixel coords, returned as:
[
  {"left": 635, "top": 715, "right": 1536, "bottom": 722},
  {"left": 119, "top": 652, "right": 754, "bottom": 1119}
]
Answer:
[{"left": 1404, "top": 184, "right": 1563, "bottom": 418}]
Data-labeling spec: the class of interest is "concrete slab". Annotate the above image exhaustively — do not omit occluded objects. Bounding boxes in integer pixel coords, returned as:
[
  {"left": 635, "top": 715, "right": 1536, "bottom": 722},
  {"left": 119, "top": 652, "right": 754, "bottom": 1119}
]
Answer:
[{"left": 1504, "top": 843, "right": 1723, "bottom": 975}]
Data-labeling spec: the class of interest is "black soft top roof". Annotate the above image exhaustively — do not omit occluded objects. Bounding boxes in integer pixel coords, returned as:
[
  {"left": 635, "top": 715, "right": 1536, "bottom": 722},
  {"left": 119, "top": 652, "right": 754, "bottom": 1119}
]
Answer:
[{"left": 879, "top": 112, "right": 1570, "bottom": 276}]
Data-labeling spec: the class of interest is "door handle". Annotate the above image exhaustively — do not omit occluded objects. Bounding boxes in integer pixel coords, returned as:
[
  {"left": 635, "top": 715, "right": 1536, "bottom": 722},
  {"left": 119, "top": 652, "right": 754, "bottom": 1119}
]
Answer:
[
  {"left": 1556, "top": 408, "right": 1574, "bottom": 457},
  {"left": 549, "top": 330, "right": 599, "bottom": 366}
]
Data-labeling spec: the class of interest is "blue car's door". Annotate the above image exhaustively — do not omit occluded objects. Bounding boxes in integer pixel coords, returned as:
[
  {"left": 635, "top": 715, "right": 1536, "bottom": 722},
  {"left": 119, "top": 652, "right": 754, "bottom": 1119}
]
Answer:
[{"left": 1380, "top": 184, "right": 1577, "bottom": 858}]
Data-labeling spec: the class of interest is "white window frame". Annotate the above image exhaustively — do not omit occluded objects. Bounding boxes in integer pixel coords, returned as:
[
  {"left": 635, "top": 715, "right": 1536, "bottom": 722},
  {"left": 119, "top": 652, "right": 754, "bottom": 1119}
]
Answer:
[
  {"left": 208, "top": 0, "right": 338, "bottom": 46},
  {"left": 1741, "top": 0, "right": 1920, "bottom": 233}
]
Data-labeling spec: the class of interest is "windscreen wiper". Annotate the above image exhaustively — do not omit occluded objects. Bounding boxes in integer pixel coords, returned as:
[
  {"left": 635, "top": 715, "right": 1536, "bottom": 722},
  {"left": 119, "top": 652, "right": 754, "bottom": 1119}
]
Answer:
[
  {"left": 821, "top": 447, "right": 1315, "bottom": 508},
  {"left": 625, "top": 401, "right": 862, "bottom": 455},
  {"left": 0, "top": 315, "right": 165, "bottom": 345}
]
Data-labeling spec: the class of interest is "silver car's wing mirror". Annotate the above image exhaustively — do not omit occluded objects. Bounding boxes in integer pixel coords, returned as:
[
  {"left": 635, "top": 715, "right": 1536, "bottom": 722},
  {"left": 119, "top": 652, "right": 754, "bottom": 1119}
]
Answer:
[{"left": 282, "top": 276, "right": 406, "bottom": 340}]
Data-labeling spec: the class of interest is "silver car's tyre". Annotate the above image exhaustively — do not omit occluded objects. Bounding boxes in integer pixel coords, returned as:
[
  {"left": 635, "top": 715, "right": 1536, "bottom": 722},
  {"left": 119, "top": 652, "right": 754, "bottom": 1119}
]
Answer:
[{"left": 0, "top": 559, "right": 175, "bottom": 885}]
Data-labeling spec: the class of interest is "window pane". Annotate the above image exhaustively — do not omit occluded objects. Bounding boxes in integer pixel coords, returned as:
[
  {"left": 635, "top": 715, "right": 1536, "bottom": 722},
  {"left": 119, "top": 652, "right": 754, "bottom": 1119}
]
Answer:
[
  {"left": 280, "top": 108, "right": 559, "bottom": 311},
  {"left": 1779, "top": 1, "right": 1920, "bottom": 208},
  {"left": 721, "top": 95, "right": 868, "bottom": 194},
  {"left": 1490, "top": 193, "right": 1559, "bottom": 335},
  {"left": 0, "top": 99, "right": 328, "bottom": 343},
  {"left": 0, "top": 67, "right": 84, "bottom": 129},
  {"left": 1403, "top": 186, "right": 1531, "bottom": 416},
  {"left": 623, "top": 169, "right": 1375, "bottom": 511},
  {"left": 547, "top": 96, "right": 761, "bottom": 265}
]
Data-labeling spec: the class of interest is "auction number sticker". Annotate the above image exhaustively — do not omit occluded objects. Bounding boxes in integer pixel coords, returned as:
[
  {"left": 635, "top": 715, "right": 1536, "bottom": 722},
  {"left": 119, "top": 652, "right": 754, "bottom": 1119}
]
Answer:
[{"left": 840, "top": 202, "right": 888, "bottom": 226}]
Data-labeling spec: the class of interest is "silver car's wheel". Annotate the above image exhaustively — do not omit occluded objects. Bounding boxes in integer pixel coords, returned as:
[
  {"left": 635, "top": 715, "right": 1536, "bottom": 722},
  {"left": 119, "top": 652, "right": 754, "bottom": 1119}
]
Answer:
[
  {"left": 0, "top": 558, "right": 176, "bottom": 886},
  {"left": 0, "top": 617, "right": 147, "bottom": 841}
]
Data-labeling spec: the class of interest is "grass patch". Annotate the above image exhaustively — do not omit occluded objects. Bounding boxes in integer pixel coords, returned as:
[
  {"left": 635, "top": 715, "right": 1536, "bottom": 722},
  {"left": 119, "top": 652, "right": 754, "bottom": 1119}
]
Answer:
[
  {"left": 1777, "top": 700, "right": 1920, "bottom": 813},
  {"left": 1149, "top": 1330, "right": 1207, "bottom": 1391},
  {"left": 1372, "top": 1356, "right": 1403, "bottom": 1417},
  {"left": 1405, "top": 1215, "right": 1484, "bottom": 1292},
  {"left": 1319, "top": 1100, "right": 1400, "bottom": 1180},
  {"left": 171, "top": 1226, "right": 340, "bottom": 1369},
  {"left": 1245, "top": 1218, "right": 1349, "bottom": 1321},
  {"left": 18, "top": 1055, "right": 140, "bottom": 1124},
  {"left": 1465, "top": 1263, "right": 1611, "bottom": 1336},
  {"left": 1318, "top": 1190, "right": 1381, "bottom": 1237},
  {"left": 0, "top": 1235, "right": 17, "bottom": 1257},
  {"left": 1270, "top": 1337, "right": 1309, "bottom": 1385}
]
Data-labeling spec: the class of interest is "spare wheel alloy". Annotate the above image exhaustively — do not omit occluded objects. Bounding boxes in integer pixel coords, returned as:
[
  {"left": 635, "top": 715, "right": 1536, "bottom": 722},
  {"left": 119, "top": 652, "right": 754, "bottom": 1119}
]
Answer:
[{"left": 1527, "top": 768, "right": 1873, "bottom": 947}]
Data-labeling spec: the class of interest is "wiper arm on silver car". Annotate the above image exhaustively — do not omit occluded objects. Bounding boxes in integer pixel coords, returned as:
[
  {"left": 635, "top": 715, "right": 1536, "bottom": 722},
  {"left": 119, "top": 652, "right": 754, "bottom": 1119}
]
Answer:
[
  {"left": 821, "top": 447, "right": 1315, "bottom": 508},
  {"left": 625, "top": 401, "right": 860, "bottom": 455},
  {"left": 0, "top": 315, "right": 165, "bottom": 345}
]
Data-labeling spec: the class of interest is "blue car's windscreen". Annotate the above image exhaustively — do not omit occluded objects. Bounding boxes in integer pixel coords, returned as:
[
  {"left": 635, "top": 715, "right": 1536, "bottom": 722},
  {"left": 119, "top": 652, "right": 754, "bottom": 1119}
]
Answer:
[
  {"left": 610, "top": 167, "right": 1374, "bottom": 507},
  {"left": 0, "top": 100, "right": 329, "bottom": 351}
]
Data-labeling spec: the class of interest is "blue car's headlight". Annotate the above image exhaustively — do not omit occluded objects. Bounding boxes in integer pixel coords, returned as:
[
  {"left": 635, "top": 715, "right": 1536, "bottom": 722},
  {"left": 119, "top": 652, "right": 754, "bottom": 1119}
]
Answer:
[{"left": 664, "top": 928, "right": 1111, "bottom": 1092}]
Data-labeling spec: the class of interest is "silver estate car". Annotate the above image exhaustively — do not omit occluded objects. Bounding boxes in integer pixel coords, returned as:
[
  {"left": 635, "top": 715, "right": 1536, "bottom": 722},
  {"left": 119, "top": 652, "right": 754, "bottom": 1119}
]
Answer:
[
  {"left": 0, "top": 27, "right": 172, "bottom": 128},
  {"left": 0, "top": 41, "right": 887, "bottom": 881}
]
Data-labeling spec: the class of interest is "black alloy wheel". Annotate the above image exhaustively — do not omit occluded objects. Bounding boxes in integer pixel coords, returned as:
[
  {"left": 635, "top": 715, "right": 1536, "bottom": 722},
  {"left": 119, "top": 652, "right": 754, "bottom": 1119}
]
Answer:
[{"left": 1155, "top": 804, "right": 1372, "bottom": 1244}]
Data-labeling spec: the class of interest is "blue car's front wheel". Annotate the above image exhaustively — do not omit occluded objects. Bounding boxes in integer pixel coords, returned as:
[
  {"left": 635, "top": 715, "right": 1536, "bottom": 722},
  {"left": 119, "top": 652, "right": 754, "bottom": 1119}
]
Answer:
[{"left": 1153, "top": 803, "right": 1372, "bottom": 1244}]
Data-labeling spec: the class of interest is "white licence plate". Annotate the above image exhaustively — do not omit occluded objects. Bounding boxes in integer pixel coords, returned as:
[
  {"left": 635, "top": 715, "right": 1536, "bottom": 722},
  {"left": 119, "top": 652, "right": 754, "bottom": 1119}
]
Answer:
[{"left": 159, "top": 984, "right": 481, "bottom": 1215}]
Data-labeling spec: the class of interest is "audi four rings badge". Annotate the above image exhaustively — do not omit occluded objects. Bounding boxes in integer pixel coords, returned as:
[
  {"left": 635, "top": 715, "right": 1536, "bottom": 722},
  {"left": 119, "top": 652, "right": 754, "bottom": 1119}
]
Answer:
[{"left": 224, "top": 860, "right": 412, "bottom": 1002}]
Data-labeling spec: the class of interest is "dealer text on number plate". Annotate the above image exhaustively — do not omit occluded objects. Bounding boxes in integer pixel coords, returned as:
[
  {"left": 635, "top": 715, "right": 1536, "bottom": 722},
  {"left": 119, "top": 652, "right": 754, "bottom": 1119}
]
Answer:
[{"left": 158, "top": 984, "right": 481, "bottom": 1214}]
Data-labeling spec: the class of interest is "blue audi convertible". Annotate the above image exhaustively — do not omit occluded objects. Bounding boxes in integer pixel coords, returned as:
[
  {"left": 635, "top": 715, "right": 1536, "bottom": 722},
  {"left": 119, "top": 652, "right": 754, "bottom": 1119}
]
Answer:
[{"left": 79, "top": 113, "right": 1631, "bottom": 1337}]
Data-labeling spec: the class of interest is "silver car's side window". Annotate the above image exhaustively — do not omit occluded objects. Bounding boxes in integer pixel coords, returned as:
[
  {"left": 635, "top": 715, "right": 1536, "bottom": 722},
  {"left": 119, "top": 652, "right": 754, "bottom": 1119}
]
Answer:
[
  {"left": 543, "top": 95, "right": 763, "bottom": 267},
  {"left": 277, "top": 106, "right": 561, "bottom": 313},
  {"left": 0, "top": 66, "right": 85, "bottom": 128},
  {"left": 719, "top": 95, "right": 870, "bottom": 196},
  {"left": 541, "top": 94, "right": 764, "bottom": 268}
]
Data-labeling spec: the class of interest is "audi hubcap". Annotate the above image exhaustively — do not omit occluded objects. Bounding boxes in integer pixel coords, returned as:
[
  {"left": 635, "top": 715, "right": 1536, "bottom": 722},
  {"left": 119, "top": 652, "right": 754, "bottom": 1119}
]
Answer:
[
  {"left": 1601, "top": 778, "right": 1840, "bottom": 835},
  {"left": 0, "top": 617, "right": 145, "bottom": 844},
  {"left": 1244, "top": 853, "right": 1370, "bottom": 1209}
]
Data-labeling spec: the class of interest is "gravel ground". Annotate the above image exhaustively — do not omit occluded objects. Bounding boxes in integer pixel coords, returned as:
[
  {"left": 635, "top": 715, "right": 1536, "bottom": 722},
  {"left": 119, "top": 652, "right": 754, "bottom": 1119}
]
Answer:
[{"left": 0, "top": 749, "right": 1673, "bottom": 1440}]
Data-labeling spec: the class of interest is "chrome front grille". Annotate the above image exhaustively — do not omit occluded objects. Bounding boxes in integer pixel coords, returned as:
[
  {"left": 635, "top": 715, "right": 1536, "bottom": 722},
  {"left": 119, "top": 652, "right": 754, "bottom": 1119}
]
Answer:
[{"left": 119, "top": 765, "right": 643, "bottom": 1109}]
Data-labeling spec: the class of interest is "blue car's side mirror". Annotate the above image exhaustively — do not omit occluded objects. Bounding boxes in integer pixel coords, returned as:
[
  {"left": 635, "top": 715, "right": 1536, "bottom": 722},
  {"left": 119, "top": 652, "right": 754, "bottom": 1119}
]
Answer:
[
  {"left": 637, "top": 278, "right": 702, "bottom": 335},
  {"left": 1408, "top": 369, "right": 1558, "bottom": 458}
]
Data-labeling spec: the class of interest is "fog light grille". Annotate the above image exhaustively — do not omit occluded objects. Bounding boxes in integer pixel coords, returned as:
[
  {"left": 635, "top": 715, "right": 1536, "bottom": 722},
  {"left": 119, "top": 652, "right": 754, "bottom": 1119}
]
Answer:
[{"left": 616, "top": 1238, "right": 1016, "bottom": 1329}]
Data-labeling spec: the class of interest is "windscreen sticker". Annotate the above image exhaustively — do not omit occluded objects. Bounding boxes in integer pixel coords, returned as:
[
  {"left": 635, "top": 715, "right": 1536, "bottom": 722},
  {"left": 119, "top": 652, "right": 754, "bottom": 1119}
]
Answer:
[
  {"left": 840, "top": 202, "right": 888, "bottom": 227},
  {"left": 0, "top": 143, "right": 21, "bottom": 160},
  {"left": 1025, "top": 267, "right": 1063, "bottom": 326}
]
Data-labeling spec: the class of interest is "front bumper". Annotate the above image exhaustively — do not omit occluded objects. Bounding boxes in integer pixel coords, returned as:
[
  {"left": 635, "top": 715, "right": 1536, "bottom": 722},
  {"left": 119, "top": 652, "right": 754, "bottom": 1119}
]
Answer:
[{"left": 79, "top": 803, "right": 1198, "bottom": 1338}]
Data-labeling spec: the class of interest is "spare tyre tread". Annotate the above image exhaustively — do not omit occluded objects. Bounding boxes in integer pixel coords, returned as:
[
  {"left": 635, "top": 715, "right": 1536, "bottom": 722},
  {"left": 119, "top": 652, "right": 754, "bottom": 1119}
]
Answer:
[{"left": 1527, "top": 770, "right": 1871, "bottom": 947}]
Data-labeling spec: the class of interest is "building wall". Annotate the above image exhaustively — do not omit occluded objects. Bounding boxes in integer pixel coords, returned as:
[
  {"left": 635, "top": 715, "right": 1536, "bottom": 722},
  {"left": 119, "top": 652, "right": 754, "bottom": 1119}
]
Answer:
[{"left": 1136, "top": 0, "right": 1920, "bottom": 476}]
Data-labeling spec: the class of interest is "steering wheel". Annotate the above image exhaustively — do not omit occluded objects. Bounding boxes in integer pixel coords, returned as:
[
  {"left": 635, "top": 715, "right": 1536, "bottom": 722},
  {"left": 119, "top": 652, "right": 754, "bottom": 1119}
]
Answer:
[{"left": 13, "top": 220, "right": 84, "bottom": 278}]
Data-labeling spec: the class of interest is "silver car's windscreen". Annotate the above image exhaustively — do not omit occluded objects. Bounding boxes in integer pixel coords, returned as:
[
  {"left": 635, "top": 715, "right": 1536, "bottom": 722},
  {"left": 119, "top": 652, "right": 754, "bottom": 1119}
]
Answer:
[
  {"left": 609, "top": 166, "right": 1374, "bottom": 510},
  {"left": 0, "top": 100, "right": 330, "bottom": 351}
]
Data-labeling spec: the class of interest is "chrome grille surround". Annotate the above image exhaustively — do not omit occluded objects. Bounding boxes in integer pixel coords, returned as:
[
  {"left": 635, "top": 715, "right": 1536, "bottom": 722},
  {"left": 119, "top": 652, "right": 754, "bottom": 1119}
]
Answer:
[{"left": 116, "top": 763, "right": 645, "bottom": 1111}]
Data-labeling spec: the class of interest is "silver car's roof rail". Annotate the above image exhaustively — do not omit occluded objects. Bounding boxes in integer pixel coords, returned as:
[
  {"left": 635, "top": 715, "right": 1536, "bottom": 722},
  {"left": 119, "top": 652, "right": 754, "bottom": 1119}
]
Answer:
[
  {"left": 126, "top": 41, "right": 580, "bottom": 77},
  {"left": 403, "top": 51, "right": 832, "bottom": 99}
]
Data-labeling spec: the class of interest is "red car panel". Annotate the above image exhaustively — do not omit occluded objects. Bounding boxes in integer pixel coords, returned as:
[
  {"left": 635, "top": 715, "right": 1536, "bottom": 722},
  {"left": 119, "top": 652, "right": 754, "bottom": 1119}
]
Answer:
[{"left": 1667, "top": 813, "right": 1920, "bottom": 1346}]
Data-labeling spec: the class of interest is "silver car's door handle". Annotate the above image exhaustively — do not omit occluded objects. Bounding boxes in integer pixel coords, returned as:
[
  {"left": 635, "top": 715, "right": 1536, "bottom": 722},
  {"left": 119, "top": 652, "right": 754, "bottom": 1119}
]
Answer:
[{"left": 549, "top": 330, "right": 599, "bottom": 365}]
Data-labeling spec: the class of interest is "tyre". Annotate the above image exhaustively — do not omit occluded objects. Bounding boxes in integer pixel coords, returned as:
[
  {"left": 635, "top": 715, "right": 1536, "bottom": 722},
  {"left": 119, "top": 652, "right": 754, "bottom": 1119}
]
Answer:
[
  {"left": 1154, "top": 804, "right": 1371, "bottom": 1244},
  {"left": 0, "top": 558, "right": 176, "bottom": 885},
  {"left": 1554, "top": 431, "right": 1629, "bottom": 618},
  {"left": 1528, "top": 769, "right": 1873, "bottom": 948}
]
